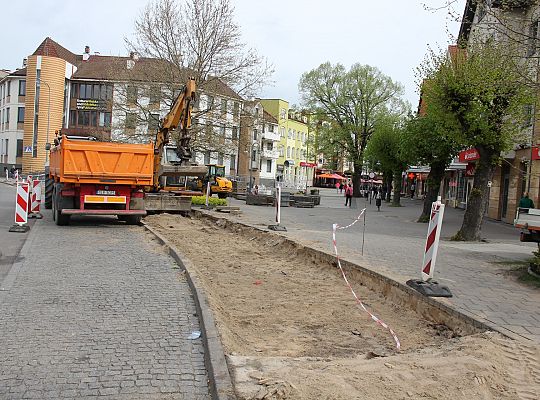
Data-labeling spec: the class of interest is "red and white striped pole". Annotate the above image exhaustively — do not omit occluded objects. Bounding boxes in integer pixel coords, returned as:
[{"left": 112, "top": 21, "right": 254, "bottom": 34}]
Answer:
[
  {"left": 421, "top": 196, "right": 445, "bottom": 281},
  {"left": 9, "top": 181, "right": 30, "bottom": 232},
  {"left": 275, "top": 186, "right": 281, "bottom": 225},
  {"left": 29, "top": 179, "right": 43, "bottom": 219}
]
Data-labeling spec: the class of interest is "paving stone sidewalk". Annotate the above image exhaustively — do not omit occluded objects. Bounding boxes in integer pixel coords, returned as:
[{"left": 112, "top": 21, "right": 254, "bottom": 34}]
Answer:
[
  {"left": 0, "top": 215, "right": 210, "bottom": 399},
  {"left": 220, "top": 189, "right": 540, "bottom": 343}
]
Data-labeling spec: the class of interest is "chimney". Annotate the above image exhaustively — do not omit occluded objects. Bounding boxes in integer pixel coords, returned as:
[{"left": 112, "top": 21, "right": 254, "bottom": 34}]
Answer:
[
  {"left": 22, "top": 58, "right": 27, "bottom": 67},
  {"left": 130, "top": 51, "right": 140, "bottom": 61},
  {"left": 83, "top": 45, "right": 90, "bottom": 61}
]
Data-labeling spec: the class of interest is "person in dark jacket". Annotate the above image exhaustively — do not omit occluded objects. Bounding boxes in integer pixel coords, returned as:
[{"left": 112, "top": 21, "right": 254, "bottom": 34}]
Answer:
[{"left": 519, "top": 192, "right": 534, "bottom": 209}]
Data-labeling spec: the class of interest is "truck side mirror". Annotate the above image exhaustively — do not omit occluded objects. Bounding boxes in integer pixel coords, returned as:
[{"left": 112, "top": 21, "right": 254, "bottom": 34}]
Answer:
[{"left": 45, "top": 143, "right": 51, "bottom": 151}]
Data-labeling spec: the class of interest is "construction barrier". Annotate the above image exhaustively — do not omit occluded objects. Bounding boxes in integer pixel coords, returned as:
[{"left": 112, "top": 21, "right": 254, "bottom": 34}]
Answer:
[
  {"left": 29, "top": 179, "right": 43, "bottom": 219},
  {"left": 9, "top": 181, "right": 30, "bottom": 232},
  {"left": 421, "top": 197, "right": 445, "bottom": 282},
  {"left": 332, "top": 209, "right": 401, "bottom": 350}
]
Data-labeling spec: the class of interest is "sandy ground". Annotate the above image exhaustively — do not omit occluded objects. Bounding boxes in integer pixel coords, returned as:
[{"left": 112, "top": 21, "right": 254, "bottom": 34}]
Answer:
[{"left": 145, "top": 213, "right": 540, "bottom": 400}]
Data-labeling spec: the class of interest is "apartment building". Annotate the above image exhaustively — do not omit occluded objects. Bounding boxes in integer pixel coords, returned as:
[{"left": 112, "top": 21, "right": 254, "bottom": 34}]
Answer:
[
  {"left": 15, "top": 37, "right": 243, "bottom": 175},
  {"left": 457, "top": 0, "right": 539, "bottom": 222},
  {"left": 258, "top": 99, "right": 310, "bottom": 189}
]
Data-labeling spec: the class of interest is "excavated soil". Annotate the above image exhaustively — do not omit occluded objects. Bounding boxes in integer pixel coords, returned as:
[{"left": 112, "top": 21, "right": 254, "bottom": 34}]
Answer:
[{"left": 145, "top": 213, "right": 540, "bottom": 400}]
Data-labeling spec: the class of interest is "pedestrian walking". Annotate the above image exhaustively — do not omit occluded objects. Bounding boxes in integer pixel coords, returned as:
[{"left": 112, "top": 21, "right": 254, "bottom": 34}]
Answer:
[
  {"left": 339, "top": 182, "right": 344, "bottom": 194},
  {"left": 376, "top": 190, "right": 382, "bottom": 211},
  {"left": 344, "top": 183, "right": 353, "bottom": 207},
  {"left": 335, "top": 181, "right": 340, "bottom": 193},
  {"left": 410, "top": 183, "right": 416, "bottom": 199}
]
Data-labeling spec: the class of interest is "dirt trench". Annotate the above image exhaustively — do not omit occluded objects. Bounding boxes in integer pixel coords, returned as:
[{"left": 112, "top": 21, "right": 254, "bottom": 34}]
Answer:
[{"left": 145, "top": 213, "right": 539, "bottom": 400}]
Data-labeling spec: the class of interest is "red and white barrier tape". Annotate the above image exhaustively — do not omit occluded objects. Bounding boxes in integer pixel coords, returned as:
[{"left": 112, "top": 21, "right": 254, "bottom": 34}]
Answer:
[{"left": 333, "top": 209, "right": 401, "bottom": 350}]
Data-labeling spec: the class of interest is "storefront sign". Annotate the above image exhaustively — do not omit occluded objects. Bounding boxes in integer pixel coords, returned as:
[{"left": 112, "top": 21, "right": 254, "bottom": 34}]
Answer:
[
  {"left": 300, "top": 162, "right": 317, "bottom": 167},
  {"left": 532, "top": 146, "right": 540, "bottom": 161},
  {"left": 76, "top": 99, "right": 108, "bottom": 110},
  {"left": 458, "top": 148, "right": 480, "bottom": 163}
]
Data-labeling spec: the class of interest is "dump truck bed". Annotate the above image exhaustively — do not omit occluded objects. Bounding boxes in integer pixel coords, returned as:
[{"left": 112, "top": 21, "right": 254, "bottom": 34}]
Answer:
[{"left": 50, "top": 137, "right": 154, "bottom": 186}]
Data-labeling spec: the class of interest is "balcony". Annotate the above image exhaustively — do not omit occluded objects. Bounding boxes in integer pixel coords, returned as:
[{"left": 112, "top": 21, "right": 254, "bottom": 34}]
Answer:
[
  {"left": 261, "top": 149, "right": 279, "bottom": 159},
  {"left": 262, "top": 130, "right": 280, "bottom": 142}
]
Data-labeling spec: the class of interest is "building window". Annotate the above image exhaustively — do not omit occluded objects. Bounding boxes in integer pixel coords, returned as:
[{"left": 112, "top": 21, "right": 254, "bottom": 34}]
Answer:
[
  {"left": 217, "top": 153, "right": 224, "bottom": 165},
  {"left": 287, "top": 146, "right": 290, "bottom": 158},
  {"left": 524, "top": 104, "right": 534, "bottom": 127},
  {"left": 220, "top": 126, "right": 226, "bottom": 137},
  {"left": 279, "top": 145, "right": 284, "bottom": 157},
  {"left": 16, "top": 139, "right": 23, "bottom": 157},
  {"left": 149, "top": 86, "right": 161, "bottom": 106},
  {"left": 18, "top": 107, "right": 24, "bottom": 123},
  {"left": 148, "top": 113, "right": 160, "bottom": 131},
  {"left": 266, "top": 142, "right": 273, "bottom": 150},
  {"left": 232, "top": 126, "right": 238, "bottom": 140},
  {"left": 230, "top": 154, "right": 236, "bottom": 170},
  {"left": 280, "top": 127, "right": 285, "bottom": 138},
  {"left": 528, "top": 21, "right": 539, "bottom": 57},
  {"left": 266, "top": 160, "right": 272, "bottom": 173},
  {"left": 6, "top": 81, "right": 10, "bottom": 97},
  {"left": 268, "top": 124, "right": 274, "bottom": 133},
  {"left": 207, "top": 95, "right": 214, "bottom": 110},
  {"left": 204, "top": 151, "right": 211, "bottom": 165},
  {"left": 221, "top": 98, "right": 227, "bottom": 115},
  {"left": 253, "top": 129, "right": 258, "bottom": 141},
  {"left": 5, "top": 107, "right": 9, "bottom": 124},
  {"left": 126, "top": 85, "right": 138, "bottom": 104},
  {"left": 251, "top": 149, "right": 256, "bottom": 162},
  {"left": 280, "top": 108, "right": 286, "bottom": 119},
  {"left": 98, "top": 112, "right": 112, "bottom": 127},
  {"left": 125, "top": 112, "right": 137, "bottom": 129}
]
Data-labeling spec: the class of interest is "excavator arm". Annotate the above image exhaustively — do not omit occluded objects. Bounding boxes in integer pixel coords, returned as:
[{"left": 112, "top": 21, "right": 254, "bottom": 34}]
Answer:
[{"left": 152, "top": 77, "right": 196, "bottom": 191}]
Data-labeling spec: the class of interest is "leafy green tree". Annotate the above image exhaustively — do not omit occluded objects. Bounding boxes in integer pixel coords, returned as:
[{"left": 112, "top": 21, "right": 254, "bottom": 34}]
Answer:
[
  {"left": 401, "top": 112, "right": 461, "bottom": 222},
  {"left": 364, "top": 116, "right": 409, "bottom": 206},
  {"left": 421, "top": 43, "right": 533, "bottom": 240},
  {"left": 299, "top": 63, "right": 405, "bottom": 196}
]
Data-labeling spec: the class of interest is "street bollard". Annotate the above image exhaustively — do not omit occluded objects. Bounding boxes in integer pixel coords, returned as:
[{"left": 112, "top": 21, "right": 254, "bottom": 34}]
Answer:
[{"left": 268, "top": 186, "right": 286, "bottom": 231}]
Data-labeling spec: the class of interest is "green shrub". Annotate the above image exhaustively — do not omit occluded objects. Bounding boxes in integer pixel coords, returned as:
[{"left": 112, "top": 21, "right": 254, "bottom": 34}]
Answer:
[{"left": 191, "top": 196, "right": 227, "bottom": 206}]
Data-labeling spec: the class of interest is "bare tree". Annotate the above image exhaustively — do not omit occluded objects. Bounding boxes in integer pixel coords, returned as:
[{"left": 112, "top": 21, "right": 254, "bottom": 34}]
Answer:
[{"left": 125, "top": 0, "right": 273, "bottom": 98}]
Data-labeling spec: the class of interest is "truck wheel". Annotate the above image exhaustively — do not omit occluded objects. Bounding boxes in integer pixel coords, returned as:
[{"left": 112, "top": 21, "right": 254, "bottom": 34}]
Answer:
[
  {"left": 123, "top": 215, "right": 142, "bottom": 225},
  {"left": 45, "top": 176, "right": 54, "bottom": 209},
  {"left": 53, "top": 184, "right": 71, "bottom": 226},
  {"left": 218, "top": 193, "right": 228, "bottom": 199}
]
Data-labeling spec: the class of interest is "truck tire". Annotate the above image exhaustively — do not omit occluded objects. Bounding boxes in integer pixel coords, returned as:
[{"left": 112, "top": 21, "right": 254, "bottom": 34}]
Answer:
[
  {"left": 123, "top": 215, "right": 142, "bottom": 225},
  {"left": 218, "top": 192, "right": 228, "bottom": 199},
  {"left": 53, "top": 183, "right": 72, "bottom": 226},
  {"left": 44, "top": 176, "right": 54, "bottom": 209}
]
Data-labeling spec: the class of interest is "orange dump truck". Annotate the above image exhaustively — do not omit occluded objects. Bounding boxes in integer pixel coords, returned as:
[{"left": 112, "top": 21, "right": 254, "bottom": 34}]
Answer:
[{"left": 46, "top": 136, "right": 154, "bottom": 225}]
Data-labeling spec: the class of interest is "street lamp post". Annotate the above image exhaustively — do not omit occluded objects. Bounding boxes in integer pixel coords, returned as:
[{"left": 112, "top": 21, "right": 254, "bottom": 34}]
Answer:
[{"left": 37, "top": 78, "right": 51, "bottom": 164}]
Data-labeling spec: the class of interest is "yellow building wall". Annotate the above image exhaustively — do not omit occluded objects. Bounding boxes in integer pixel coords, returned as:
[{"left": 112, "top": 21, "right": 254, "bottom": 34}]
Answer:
[{"left": 22, "top": 55, "right": 66, "bottom": 173}]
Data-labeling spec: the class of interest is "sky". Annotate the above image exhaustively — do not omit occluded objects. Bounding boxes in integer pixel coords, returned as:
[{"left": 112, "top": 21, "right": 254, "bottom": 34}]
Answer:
[{"left": 2, "top": 0, "right": 466, "bottom": 108}]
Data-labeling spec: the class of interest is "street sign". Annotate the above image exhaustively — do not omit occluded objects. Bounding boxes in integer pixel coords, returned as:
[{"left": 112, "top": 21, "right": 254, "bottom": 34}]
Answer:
[{"left": 23, "top": 146, "right": 32, "bottom": 153}]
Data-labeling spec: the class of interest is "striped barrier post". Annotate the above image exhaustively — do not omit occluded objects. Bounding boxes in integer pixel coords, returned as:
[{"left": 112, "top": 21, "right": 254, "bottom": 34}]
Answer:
[
  {"left": 9, "top": 181, "right": 30, "bottom": 232},
  {"left": 406, "top": 196, "right": 452, "bottom": 297},
  {"left": 421, "top": 197, "right": 445, "bottom": 282},
  {"left": 29, "top": 179, "right": 43, "bottom": 219}
]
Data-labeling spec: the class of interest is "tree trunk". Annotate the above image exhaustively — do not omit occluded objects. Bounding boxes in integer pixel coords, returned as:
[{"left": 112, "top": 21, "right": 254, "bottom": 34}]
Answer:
[
  {"left": 352, "top": 162, "right": 362, "bottom": 197},
  {"left": 384, "top": 171, "right": 392, "bottom": 202},
  {"left": 454, "top": 146, "right": 494, "bottom": 241},
  {"left": 418, "top": 162, "right": 446, "bottom": 222},
  {"left": 392, "top": 170, "right": 402, "bottom": 206}
]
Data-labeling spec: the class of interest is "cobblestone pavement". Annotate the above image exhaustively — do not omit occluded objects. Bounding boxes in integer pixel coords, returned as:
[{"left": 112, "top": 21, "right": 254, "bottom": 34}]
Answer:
[
  {"left": 222, "top": 189, "right": 540, "bottom": 343},
  {"left": 0, "top": 213, "right": 210, "bottom": 399}
]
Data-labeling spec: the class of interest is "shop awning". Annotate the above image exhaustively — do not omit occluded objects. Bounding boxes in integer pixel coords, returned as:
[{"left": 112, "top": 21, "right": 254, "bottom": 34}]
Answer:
[{"left": 318, "top": 173, "right": 346, "bottom": 179}]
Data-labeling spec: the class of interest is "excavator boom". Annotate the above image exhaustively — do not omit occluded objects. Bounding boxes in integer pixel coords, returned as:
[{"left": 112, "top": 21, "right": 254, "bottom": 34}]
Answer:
[{"left": 152, "top": 78, "right": 196, "bottom": 191}]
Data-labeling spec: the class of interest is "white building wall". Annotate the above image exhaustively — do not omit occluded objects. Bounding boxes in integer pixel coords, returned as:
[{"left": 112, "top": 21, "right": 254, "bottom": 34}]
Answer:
[{"left": 0, "top": 74, "right": 25, "bottom": 168}]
